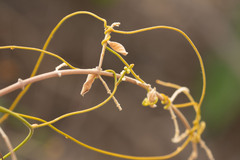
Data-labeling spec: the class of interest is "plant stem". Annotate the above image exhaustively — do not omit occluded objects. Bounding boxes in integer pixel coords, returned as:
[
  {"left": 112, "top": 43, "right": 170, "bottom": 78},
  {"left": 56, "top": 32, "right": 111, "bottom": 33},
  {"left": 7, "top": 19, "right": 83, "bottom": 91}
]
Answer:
[{"left": 0, "top": 69, "right": 149, "bottom": 97}]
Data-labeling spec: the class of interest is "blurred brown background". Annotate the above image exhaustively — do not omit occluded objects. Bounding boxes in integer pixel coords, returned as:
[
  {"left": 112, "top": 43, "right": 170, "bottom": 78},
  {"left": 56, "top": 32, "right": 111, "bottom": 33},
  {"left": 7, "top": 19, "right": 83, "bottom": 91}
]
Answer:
[{"left": 0, "top": 0, "right": 240, "bottom": 159}]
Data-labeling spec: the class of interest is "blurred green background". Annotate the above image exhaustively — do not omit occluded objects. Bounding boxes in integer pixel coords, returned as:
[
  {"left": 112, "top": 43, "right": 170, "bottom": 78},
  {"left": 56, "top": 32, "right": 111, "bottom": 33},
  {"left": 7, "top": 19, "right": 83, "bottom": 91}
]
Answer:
[{"left": 0, "top": 0, "right": 240, "bottom": 159}]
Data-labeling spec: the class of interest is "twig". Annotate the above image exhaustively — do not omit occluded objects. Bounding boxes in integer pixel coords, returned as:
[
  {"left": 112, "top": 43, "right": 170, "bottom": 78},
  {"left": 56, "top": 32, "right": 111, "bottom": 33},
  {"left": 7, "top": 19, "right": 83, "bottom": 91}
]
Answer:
[
  {"left": 98, "top": 22, "right": 120, "bottom": 69},
  {"left": 0, "top": 127, "right": 17, "bottom": 160},
  {"left": 199, "top": 138, "right": 215, "bottom": 160},
  {"left": 0, "top": 69, "right": 149, "bottom": 97},
  {"left": 171, "top": 106, "right": 198, "bottom": 160},
  {"left": 98, "top": 76, "right": 122, "bottom": 111},
  {"left": 167, "top": 88, "right": 188, "bottom": 143},
  {"left": 168, "top": 105, "right": 180, "bottom": 143}
]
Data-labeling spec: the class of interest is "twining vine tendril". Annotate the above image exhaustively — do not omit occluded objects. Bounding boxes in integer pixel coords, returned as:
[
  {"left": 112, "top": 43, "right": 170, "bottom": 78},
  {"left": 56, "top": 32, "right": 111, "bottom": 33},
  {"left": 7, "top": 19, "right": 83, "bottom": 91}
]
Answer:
[{"left": 0, "top": 11, "right": 214, "bottom": 160}]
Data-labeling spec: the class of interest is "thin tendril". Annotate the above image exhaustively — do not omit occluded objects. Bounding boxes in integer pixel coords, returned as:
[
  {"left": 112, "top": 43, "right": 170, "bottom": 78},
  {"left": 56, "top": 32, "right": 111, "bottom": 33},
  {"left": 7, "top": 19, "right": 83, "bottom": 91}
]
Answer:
[
  {"left": 0, "top": 11, "right": 107, "bottom": 123},
  {"left": 18, "top": 112, "right": 192, "bottom": 160},
  {"left": 113, "top": 26, "right": 206, "bottom": 108},
  {"left": 0, "top": 106, "right": 33, "bottom": 160}
]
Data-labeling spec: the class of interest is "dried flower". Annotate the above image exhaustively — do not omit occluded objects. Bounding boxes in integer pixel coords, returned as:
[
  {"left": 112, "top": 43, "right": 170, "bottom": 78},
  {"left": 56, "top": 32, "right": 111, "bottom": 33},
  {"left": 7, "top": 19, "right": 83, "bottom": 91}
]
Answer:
[
  {"left": 108, "top": 41, "right": 128, "bottom": 56},
  {"left": 80, "top": 74, "right": 97, "bottom": 96}
]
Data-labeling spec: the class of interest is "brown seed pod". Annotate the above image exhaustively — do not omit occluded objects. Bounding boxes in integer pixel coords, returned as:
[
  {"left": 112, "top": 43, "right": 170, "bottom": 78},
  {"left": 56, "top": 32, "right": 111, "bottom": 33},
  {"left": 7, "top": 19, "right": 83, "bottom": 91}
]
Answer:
[
  {"left": 108, "top": 41, "right": 128, "bottom": 56},
  {"left": 80, "top": 74, "right": 97, "bottom": 96}
]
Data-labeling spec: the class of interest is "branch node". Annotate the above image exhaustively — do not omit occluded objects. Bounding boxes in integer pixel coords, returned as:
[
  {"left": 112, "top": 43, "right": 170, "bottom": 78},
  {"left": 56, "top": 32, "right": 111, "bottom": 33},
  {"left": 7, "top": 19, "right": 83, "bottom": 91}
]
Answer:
[{"left": 18, "top": 78, "right": 25, "bottom": 90}]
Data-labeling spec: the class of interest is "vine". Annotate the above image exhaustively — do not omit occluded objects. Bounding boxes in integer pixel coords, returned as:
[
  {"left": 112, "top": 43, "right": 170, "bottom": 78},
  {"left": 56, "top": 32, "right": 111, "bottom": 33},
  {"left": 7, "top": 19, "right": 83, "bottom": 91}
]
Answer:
[{"left": 0, "top": 11, "right": 214, "bottom": 160}]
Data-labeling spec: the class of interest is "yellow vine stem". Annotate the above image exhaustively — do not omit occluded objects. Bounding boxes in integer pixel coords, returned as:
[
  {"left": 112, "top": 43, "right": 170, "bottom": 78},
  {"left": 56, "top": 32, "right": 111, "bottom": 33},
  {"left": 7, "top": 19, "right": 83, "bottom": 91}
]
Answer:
[
  {"left": 156, "top": 80, "right": 197, "bottom": 109},
  {"left": 32, "top": 69, "right": 118, "bottom": 128},
  {"left": 156, "top": 79, "right": 201, "bottom": 125},
  {"left": 106, "top": 46, "right": 146, "bottom": 85},
  {"left": 102, "top": 25, "right": 146, "bottom": 84},
  {"left": 0, "top": 106, "right": 33, "bottom": 160},
  {"left": 18, "top": 112, "right": 192, "bottom": 160},
  {"left": 174, "top": 102, "right": 198, "bottom": 108},
  {"left": 8, "top": 66, "right": 191, "bottom": 160},
  {"left": 32, "top": 65, "right": 132, "bottom": 128},
  {"left": 0, "top": 11, "right": 107, "bottom": 123},
  {"left": 2, "top": 65, "right": 190, "bottom": 159},
  {"left": 0, "top": 45, "right": 76, "bottom": 69},
  {"left": 0, "top": 11, "right": 210, "bottom": 159},
  {"left": 112, "top": 26, "right": 206, "bottom": 109}
]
